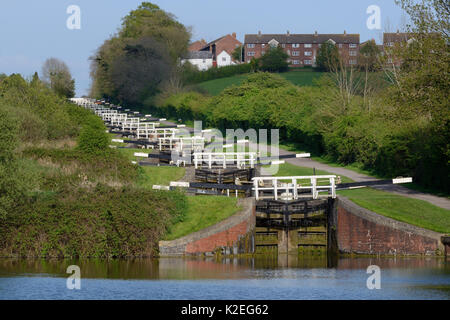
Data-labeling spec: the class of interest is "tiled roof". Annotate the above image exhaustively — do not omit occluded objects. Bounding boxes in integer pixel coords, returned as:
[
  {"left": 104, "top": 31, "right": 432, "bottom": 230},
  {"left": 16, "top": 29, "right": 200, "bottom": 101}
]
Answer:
[
  {"left": 183, "top": 51, "right": 213, "bottom": 59},
  {"left": 383, "top": 32, "right": 412, "bottom": 43},
  {"left": 245, "top": 33, "right": 360, "bottom": 44}
]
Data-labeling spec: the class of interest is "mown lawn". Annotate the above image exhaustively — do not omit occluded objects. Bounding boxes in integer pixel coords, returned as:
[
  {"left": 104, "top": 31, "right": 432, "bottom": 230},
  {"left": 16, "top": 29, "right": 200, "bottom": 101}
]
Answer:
[
  {"left": 195, "top": 71, "right": 324, "bottom": 95},
  {"left": 164, "top": 196, "right": 241, "bottom": 240},
  {"left": 338, "top": 188, "right": 450, "bottom": 234},
  {"left": 266, "top": 163, "right": 450, "bottom": 233}
]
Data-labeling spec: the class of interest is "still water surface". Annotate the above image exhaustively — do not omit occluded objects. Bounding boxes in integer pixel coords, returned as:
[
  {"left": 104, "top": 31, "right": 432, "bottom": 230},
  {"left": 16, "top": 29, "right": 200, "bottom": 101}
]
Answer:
[{"left": 0, "top": 256, "right": 449, "bottom": 300}]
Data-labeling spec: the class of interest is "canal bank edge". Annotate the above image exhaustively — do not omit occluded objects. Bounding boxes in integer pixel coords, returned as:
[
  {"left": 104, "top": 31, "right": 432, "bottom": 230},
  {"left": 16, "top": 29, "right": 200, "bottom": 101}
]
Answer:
[
  {"left": 336, "top": 196, "right": 445, "bottom": 256},
  {"left": 160, "top": 195, "right": 446, "bottom": 257},
  {"left": 158, "top": 198, "right": 256, "bottom": 256}
]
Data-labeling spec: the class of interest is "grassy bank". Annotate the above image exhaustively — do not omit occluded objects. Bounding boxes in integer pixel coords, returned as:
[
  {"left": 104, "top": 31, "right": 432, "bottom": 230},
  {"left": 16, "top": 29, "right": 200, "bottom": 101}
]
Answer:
[
  {"left": 338, "top": 188, "right": 450, "bottom": 234},
  {"left": 164, "top": 196, "right": 241, "bottom": 241}
]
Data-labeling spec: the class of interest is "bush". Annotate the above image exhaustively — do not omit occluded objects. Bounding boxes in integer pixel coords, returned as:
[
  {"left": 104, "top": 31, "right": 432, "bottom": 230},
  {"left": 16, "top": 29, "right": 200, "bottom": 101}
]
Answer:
[
  {"left": 76, "top": 118, "right": 109, "bottom": 155},
  {"left": 182, "top": 63, "right": 252, "bottom": 84}
]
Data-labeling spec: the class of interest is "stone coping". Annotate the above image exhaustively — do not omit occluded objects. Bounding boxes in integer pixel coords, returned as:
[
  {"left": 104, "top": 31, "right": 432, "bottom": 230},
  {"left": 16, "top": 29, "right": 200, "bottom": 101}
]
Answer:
[{"left": 338, "top": 196, "right": 444, "bottom": 242}]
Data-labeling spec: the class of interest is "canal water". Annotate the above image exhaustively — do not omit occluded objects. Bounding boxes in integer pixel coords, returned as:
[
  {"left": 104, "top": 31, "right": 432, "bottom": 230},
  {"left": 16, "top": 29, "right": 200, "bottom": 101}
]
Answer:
[{"left": 0, "top": 256, "right": 449, "bottom": 300}]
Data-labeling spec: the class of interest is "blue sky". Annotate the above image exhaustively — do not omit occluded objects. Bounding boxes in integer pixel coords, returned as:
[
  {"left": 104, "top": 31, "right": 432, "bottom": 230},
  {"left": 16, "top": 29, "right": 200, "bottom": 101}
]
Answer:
[{"left": 0, "top": 0, "right": 407, "bottom": 96}]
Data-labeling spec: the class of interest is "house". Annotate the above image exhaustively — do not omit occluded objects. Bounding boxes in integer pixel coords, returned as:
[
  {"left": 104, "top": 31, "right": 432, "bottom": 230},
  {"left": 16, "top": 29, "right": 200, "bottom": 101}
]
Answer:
[
  {"left": 382, "top": 31, "right": 414, "bottom": 66},
  {"left": 181, "top": 51, "right": 213, "bottom": 71},
  {"left": 199, "top": 33, "right": 242, "bottom": 67},
  {"left": 244, "top": 31, "right": 360, "bottom": 67},
  {"left": 188, "top": 39, "right": 207, "bottom": 52}
]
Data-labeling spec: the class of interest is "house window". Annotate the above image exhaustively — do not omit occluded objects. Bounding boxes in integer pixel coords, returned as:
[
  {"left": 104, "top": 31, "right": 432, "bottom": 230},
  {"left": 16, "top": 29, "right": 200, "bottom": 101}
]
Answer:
[
  {"left": 261, "top": 44, "right": 265, "bottom": 48},
  {"left": 247, "top": 52, "right": 255, "bottom": 56},
  {"left": 261, "top": 51, "right": 265, "bottom": 55},
  {"left": 293, "top": 44, "right": 300, "bottom": 48},
  {"left": 349, "top": 51, "right": 357, "bottom": 56},
  {"left": 349, "top": 43, "right": 357, "bottom": 48},
  {"left": 387, "top": 42, "right": 394, "bottom": 47},
  {"left": 281, "top": 44, "right": 286, "bottom": 48},
  {"left": 292, "top": 51, "right": 300, "bottom": 56},
  {"left": 292, "top": 60, "right": 300, "bottom": 65},
  {"left": 349, "top": 59, "right": 357, "bottom": 65},
  {"left": 387, "top": 58, "right": 393, "bottom": 63},
  {"left": 222, "top": 57, "right": 226, "bottom": 61},
  {"left": 304, "top": 44, "right": 312, "bottom": 48},
  {"left": 202, "top": 59, "right": 206, "bottom": 63},
  {"left": 338, "top": 43, "right": 343, "bottom": 48},
  {"left": 304, "top": 51, "right": 312, "bottom": 56},
  {"left": 304, "top": 60, "right": 312, "bottom": 65},
  {"left": 247, "top": 43, "right": 255, "bottom": 48}
]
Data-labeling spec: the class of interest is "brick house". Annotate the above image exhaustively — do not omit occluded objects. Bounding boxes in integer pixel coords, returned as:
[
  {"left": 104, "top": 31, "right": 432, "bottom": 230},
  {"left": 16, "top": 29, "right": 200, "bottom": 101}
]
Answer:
[
  {"left": 382, "top": 31, "right": 414, "bottom": 66},
  {"left": 199, "top": 33, "right": 242, "bottom": 67},
  {"left": 244, "top": 31, "right": 360, "bottom": 67}
]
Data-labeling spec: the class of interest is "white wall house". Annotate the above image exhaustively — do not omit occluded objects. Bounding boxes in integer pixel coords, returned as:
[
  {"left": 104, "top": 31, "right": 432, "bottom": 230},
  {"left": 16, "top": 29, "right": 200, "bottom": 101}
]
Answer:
[
  {"left": 216, "top": 50, "right": 236, "bottom": 67},
  {"left": 181, "top": 51, "right": 213, "bottom": 71}
]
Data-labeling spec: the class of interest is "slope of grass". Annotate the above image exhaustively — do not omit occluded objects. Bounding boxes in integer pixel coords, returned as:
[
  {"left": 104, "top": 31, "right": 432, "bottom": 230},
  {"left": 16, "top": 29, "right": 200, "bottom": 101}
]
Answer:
[
  {"left": 338, "top": 188, "right": 450, "bottom": 234},
  {"left": 164, "top": 196, "right": 241, "bottom": 241},
  {"left": 195, "top": 71, "right": 324, "bottom": 95},
  {"left": 138, "top": 166, "right": 186, "bottom": 188}
]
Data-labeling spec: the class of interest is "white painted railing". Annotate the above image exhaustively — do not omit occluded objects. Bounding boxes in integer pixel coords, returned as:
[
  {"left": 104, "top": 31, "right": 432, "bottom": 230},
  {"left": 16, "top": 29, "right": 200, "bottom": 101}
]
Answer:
[
  {"left": 159, "top": 136, "right": 205, "bottom": 152},
  {"left": 252, "top": 175, "right": 336, "bottom": 200},
  {"left": 193, "top": 152, "right": 257, "bottom": 169}
]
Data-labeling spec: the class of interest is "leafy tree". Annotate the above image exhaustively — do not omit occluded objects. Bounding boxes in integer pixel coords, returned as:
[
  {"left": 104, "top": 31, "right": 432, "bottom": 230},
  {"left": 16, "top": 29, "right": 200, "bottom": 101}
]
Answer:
[
  {"left": 0, "top": 73, "right": 6, "bottom": 82},
  {"left": 110, "top": 37, "right": 171, "bottom": 105},
  {"left": 315, "top": 41, "right": 340, "bottom": 72},
  {"left": 42, "top": 58, "right": 75, "bottom": 98},
  {"left": 232, "top": 45, "right": 244, "bottom": 63},
  {"left": 90, "top": 2, "right": 191, "bottom": 103},
  {"left": 358, "top": 40, "right": 381, "bottom": 71},
  {"left": 258, "top": 46, "right": 289, "bottom": 72}
]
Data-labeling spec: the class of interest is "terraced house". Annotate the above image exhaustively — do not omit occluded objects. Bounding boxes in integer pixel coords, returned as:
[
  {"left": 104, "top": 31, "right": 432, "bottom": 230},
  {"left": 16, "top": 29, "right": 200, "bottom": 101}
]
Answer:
[{"left": 244, "top": 31, "right": 360, "bottom": 67}]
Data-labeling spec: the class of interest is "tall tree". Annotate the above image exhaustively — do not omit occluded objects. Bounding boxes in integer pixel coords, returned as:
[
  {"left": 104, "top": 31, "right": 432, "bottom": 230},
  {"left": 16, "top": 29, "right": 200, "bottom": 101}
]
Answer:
[
  {"left": 259, "top": 46, "right": 289, "bottom": 72},
  {"left": 315, "top": 41, "right": 340, "bottom": 72},
  {"left": 41, "top": 58, "right": 75, "bottom": 98}
]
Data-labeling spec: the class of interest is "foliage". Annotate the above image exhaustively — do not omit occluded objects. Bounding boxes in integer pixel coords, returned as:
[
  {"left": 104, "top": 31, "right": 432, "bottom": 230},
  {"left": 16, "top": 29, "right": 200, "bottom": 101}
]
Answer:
[
  {"left": 358, "top": 40, "right": 381, "bottom": 71},
  {"left": 182, "top": 63, "right": 252, "bottom": 85},
  {"left": 232, "top": 45, "right": 244, "bottom": 62},
  {"left": 258, "top": 46, "right": 289, "bottom": 72},
  {"left": 315, "top": 42, "right": 340, "bottom": 72},
  {"left": 41, "top": 58, "right": 75, "bottom": 98},
  {"left": 89, "top": 2, "right": 191, "bottom": 104}
]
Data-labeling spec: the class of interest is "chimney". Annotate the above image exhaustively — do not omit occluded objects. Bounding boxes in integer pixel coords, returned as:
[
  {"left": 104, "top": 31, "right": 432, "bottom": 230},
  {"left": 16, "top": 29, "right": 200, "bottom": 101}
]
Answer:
[
  {"left": 287, "top": 30, "right": 290, "bottom": 36},
  {"left": 344, "top": 30, "right": 347, "bottom": 36},
  {"left": 258, "top": 30, "right": 261, "bottom": 37},
  {"left": 232, "top": 32, "right": 236, "bottom": 39},
  {"left": 396, "top": 29, "right": 400, "bottom": 34},
  {"left": 314, "top": 30, "right": 318, "bottom": 36}
]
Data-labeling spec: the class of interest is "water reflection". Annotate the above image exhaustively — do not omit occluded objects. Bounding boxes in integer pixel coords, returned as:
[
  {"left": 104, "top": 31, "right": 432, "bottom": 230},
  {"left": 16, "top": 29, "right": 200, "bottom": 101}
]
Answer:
[{"left": 0, "top": 255, "right": 448, "bottom": 280}]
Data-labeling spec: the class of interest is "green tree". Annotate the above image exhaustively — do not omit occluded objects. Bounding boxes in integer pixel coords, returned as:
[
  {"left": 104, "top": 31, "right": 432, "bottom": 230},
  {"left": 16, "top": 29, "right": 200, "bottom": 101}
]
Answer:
[
  {"left": 232, "top": 45, "right": 244, "bottom": 63},
  {"left": 42, "top": 58, "right": 75, "bottom": 98},
  {"left": 358, "top": 40, "right": 381, "bottom": 71},
  {"left": 316, "top": 41, "right": 340, "bottom": 72},
  {"left": 258, "top": 46, "right": 289, "bottom": 72}
]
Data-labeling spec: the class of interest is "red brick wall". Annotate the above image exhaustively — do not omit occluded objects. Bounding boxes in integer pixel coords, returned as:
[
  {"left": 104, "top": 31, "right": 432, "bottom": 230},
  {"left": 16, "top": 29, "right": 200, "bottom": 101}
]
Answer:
[
  {"left": 337, "top": 206, "right": 440, "bottom": 255},
  {"left": 245, "top": 41, "right": 359, "bottom": 67},
  {"left": 185, "top": 220, "right": 249, "bottom": 254}
]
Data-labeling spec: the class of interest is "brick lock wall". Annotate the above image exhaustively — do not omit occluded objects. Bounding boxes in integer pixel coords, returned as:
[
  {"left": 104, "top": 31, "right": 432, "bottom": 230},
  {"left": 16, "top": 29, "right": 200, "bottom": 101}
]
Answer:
[
  {"left": 337, "top": 205, "right": 441, "bottom": 255},
  {"left": 185, "top": 220, "right": 249, "bottom": 254}
]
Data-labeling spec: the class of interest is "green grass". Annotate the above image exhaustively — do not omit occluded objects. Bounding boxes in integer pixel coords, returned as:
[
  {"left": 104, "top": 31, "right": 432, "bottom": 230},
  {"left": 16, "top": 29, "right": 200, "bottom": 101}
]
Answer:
[
  {"left": 117, "top": 147, "right": 152, "bottom": 162},
  {"left": 195, "top": 71, "right": 324, "bottom": 95},
  {"left": 138, "top": 166, "right": 186, "bottom": 188},
  {"left": 338, "top": 188, "right": 450, "bottom": 234},
  {"left": 267, "top": 162, "right": 354, "bottom": 184},
  {"left": 164, "top": 196, "right": 241, "bottom": 240}
]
